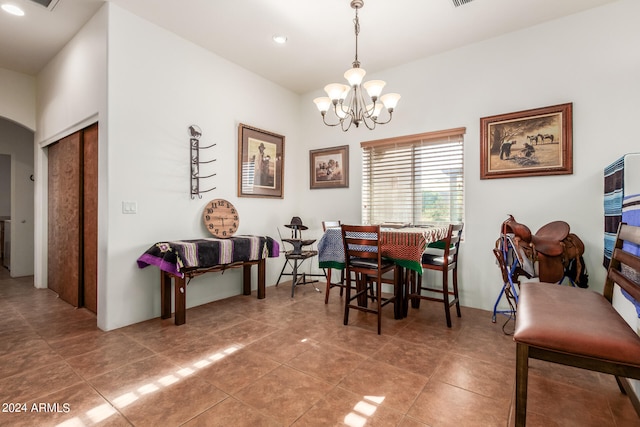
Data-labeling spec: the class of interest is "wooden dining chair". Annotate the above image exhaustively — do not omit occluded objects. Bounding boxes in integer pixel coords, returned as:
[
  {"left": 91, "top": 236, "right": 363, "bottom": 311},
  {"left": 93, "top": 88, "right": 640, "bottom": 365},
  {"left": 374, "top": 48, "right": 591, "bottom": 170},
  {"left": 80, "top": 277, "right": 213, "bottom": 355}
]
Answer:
[
  {"left": 322, "top": 220, "right": 345, "bottom": 304},
  {"left": 341, "top": 224, "right": 397, "bottom": 335},
  {"left": 514, "top": 223, "right": 640, "bottom": 426},
  {"left": 407, "top": 223, "right": 464, "bottom": 327}
]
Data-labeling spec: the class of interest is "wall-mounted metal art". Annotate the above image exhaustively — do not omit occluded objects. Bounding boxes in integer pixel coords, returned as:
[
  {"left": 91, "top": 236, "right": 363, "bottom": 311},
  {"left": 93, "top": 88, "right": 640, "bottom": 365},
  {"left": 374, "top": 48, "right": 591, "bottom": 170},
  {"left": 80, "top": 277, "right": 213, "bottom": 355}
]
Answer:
[{"left": 189, "top": 125, "right": 216, "bottom": 199}]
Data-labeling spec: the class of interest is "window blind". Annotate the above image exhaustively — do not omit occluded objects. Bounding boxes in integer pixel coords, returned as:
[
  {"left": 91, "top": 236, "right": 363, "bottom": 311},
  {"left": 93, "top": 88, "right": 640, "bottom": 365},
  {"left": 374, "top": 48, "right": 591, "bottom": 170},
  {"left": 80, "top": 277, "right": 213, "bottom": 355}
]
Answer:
[{"left": 361, "top": 128, "right": 465, "bottom": 226}]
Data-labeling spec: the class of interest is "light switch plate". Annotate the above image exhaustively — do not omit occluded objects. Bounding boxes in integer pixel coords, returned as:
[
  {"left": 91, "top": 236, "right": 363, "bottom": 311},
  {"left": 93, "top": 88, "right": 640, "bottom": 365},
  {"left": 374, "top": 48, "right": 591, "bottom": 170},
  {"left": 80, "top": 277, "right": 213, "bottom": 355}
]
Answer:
[{"left": 122, "top": 201, "right": 137, "bottom": 214}]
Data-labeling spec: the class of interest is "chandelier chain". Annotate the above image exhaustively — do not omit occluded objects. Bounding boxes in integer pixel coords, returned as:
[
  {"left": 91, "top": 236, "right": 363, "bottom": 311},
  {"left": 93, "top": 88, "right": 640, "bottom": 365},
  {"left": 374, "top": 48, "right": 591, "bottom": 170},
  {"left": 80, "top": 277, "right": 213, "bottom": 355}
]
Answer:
[
  {"left": 312, "top": 0, "right": 400, "bottom": 131},
  {"left": 353, "top": 8, "right": 360, "bottom": 68}
]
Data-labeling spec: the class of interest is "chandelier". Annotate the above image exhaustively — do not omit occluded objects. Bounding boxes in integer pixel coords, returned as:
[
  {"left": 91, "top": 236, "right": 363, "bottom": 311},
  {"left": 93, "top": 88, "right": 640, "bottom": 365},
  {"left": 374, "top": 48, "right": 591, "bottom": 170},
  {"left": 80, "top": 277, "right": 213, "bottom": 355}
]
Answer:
[{"left": 313, "top": 0, "right": 400, "bottom": 131}]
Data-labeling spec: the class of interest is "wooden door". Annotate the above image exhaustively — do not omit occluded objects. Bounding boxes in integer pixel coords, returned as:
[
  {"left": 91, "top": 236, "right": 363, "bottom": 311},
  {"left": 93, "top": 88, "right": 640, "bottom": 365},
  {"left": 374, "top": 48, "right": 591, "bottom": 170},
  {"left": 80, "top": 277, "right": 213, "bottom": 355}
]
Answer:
[
  {"left": 83, "top": 123, "right": 98, "bottom": 313},
  {"left": 47, "top": 123, "right": 98, "bottom": 312},
  {"left": 48, "top": 132, "right": 82, "bottom": 305}
]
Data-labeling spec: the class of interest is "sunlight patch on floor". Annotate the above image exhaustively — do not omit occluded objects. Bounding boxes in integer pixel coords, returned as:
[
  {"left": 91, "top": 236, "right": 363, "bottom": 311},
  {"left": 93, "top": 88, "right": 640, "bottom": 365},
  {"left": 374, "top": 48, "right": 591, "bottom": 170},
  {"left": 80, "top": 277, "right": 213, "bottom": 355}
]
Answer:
[
  {"left": 55, "top": 344, "right": 244, "bottom": 426},
  {"left": 344, "top": 395, "right": 385, "bottom": 426}
]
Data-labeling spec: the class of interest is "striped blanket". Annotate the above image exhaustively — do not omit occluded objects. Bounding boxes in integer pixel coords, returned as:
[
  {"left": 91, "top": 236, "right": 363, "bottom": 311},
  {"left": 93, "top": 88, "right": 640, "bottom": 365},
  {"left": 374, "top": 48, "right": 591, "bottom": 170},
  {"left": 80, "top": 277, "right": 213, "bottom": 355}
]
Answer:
[
  {"left": 622, "top": 194, "right": 640, "bottom": 316},
  {"left": 604, "top": 156, "right": 625, "bottom": 268},
  {"left": 137, "top": 235, "right": 279, "bottom": 278}
]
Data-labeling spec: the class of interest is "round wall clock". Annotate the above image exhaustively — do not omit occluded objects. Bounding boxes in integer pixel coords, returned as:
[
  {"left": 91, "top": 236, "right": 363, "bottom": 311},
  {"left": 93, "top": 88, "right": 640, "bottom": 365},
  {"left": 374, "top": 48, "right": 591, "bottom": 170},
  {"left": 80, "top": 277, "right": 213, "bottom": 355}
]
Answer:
[{"left": 203, "top": 198, "right": 239, "bottom": 238}]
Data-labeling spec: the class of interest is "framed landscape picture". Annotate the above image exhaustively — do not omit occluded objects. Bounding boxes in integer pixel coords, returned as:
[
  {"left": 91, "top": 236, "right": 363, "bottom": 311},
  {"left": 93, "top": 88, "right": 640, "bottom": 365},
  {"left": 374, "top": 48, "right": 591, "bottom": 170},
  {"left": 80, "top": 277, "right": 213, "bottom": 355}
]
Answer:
[
  {"left": 237, "top": 123, "right": 284, "bottom": 198},
  {"left": 480, "top": 103, "right": 573, "bottom": 179},
  {"left": 309, "top": 145, "right": 349, "bottom": 189}
]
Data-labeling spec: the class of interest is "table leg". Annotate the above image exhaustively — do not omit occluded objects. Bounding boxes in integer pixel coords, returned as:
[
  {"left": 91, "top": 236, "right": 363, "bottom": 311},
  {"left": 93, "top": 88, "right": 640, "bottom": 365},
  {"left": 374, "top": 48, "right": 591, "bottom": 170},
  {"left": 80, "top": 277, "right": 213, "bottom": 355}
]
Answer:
[
  {"left": 161, "top": 271, "right": 172, "bottom": 319},
  {"left": 257, "top": 258, "right": 266, "bottom": 299},
  {"left": 243, "top": 263, "right": 252, "bottom": 296},
  {"left": 174, "top": 275, "right": 186, "bottom": 326},
  {"left": 394, "top": 267, "right": 404, "bottom": 319},
  {"left": 403, "top": 270, "right": 420, "bottom": 316},
  {"left": 243, "top": 260, "right": 266, "bottom": 299},
  {"left": 411, "top": 272, "right": 422, "bottom": 309}
]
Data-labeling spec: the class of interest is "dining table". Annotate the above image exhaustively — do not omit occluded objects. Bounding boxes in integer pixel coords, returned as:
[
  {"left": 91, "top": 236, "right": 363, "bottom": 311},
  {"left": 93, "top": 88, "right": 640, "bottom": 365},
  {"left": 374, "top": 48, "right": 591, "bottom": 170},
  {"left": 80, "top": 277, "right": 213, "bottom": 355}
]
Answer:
[{"left": 317, "top": 225, "right": 450, "bottom": 319}]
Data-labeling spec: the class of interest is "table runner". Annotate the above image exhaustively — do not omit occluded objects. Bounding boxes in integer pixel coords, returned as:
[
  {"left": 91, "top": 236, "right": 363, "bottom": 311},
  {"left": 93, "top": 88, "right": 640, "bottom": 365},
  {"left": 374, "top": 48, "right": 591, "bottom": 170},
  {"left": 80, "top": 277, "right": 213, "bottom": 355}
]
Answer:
[{"left": 318, "top": 226, "right": 449, "bottom": 274}]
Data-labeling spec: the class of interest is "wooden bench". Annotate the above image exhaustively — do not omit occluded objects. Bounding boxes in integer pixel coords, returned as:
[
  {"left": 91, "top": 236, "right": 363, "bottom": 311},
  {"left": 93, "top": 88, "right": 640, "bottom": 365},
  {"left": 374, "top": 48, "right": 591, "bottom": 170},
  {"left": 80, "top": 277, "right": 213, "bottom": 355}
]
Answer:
[
  {"left": 514, "top": 223, "right": 640, "bottom": 425},
  {"left": 161, "top": 259, "right": 265, "bottom": 326},
  {"left": 137, "top": 235, "right": 278, "bottom": 326}
]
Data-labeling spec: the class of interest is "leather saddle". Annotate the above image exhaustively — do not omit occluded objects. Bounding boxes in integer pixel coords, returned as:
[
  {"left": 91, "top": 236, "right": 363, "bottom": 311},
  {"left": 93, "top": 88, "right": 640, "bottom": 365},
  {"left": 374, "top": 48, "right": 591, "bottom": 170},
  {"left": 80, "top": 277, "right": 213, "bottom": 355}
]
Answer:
[{"left": 501, "top": 215, "right": 583, "bottom": 283}]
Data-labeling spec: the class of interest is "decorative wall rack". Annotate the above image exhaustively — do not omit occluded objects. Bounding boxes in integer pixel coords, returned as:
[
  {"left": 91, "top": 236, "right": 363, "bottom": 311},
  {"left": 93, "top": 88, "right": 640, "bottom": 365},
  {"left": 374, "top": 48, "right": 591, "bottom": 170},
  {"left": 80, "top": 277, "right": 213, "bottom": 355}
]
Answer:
[{"left": 189, "top": 125, "right": 216, "bottom": 199}]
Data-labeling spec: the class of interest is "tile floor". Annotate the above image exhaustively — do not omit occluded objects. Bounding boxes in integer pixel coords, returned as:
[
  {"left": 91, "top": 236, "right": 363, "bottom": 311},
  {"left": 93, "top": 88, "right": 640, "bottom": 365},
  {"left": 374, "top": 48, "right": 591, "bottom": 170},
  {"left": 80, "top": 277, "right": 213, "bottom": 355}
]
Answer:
[{"left": 0, "top": 267, "right": 638, "bottom": 426}]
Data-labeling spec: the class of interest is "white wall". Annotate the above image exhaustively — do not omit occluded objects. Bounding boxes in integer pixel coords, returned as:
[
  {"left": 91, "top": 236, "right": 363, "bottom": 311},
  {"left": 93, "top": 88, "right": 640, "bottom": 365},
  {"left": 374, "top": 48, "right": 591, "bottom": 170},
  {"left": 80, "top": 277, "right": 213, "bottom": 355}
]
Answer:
[
  {"left": 27, "top": 0, "right": 640, "bottom": 332},
  {"left": 297, "top": 0, "right": 640, "bottom": 315},
  {"left": 102, "top": 5, "right": 302, "bottom": 330},
  {"left": 34, "top": 3, "right": 303, "bottom": 330},
  {"left": 0, "top": 68, "right": 35, "bottom": 131},
  {"left": 0, "top": 119, "right": 34, "bottom": 277}
]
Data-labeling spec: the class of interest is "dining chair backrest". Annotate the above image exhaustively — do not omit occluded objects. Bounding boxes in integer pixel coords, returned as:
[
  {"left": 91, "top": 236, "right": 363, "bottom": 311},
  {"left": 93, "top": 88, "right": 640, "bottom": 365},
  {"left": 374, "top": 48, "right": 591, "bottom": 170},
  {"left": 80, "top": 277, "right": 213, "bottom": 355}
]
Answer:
[
  {"left": 340, "top": 224, "right": 397, "bottom": 334},
  {"left": 340, "top": 224, "right": 382, "bottom": 269},
  {"left": 445, "top": 223, "right": 464, "bottom": 268},
  {"left": 414, "top": 222, "right": 464, "bottom": 328},
  {"left": 322, "top": 220, "right": 341, "bottom": 231}
]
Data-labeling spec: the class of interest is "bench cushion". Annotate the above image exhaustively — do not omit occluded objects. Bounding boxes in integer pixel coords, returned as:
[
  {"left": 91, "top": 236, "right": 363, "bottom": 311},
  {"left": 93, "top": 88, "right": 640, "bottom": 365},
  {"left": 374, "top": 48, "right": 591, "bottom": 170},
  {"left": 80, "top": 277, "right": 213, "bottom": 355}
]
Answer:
[{"left": 514, "top": 282, "right": 640, "bottom": 366}]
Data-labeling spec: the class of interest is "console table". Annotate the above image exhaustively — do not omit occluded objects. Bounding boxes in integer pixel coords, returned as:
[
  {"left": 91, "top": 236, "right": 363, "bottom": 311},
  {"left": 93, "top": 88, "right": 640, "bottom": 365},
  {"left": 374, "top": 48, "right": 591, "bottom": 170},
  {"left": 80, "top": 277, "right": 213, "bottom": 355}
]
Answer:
[{"left": 137, "top": 235, "right": 279, "bottom": 325}]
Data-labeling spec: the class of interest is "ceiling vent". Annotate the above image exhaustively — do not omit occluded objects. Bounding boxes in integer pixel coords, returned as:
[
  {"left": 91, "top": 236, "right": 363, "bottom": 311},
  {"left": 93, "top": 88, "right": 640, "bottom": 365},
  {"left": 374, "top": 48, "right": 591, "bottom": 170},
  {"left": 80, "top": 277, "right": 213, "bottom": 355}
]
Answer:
[
  {"left": 27, "top": 0, "right": 61, "bottom": 11},
  {"left": 452, "top": 0, "right": 474, "bottom": 7}
]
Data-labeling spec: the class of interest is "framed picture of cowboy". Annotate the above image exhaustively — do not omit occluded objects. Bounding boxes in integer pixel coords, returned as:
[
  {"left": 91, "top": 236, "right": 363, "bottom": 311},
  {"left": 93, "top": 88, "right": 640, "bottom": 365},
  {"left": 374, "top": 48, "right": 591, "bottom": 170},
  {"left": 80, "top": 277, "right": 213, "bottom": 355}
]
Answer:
[
  {"left": 309, "top": 145, "right": 349, "bottom": 189},
  {"left": 238, "top": 123, "right": 284, "bottom": 198},
  {"left": 480, "top": 103, "right": 573, "bottom": 179}
]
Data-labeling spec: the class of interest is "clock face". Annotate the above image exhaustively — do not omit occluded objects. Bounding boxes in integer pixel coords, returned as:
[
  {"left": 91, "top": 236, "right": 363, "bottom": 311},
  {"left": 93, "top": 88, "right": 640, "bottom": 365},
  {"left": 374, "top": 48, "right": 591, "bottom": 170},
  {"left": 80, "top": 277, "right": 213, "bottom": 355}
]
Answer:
[{"left": 203, "top": 199, "right": 239, "bottom": 238}]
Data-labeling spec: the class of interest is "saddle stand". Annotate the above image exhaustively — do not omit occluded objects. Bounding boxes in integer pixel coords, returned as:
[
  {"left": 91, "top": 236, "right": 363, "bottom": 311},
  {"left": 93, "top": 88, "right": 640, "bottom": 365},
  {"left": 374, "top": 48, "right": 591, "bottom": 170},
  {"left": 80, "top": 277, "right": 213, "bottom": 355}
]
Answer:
[
  {"left": 492, "top": 215, "right": 586, "bottom": 323},
  {"left": 492, "top": 232, "right": 532, "bottom": 323}
]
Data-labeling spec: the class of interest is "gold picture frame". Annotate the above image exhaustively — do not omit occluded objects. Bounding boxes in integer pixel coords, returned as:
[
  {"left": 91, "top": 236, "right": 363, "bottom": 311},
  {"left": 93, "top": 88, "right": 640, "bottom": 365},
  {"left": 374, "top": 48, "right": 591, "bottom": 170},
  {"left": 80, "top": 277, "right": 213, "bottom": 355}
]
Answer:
[
  {"left": 309, "top": 145, "right": 349, "bottom": 189},
  {"left": 480, "top": 103, "right": 573, "bottom": 179},
  {"left": 237, "top": 123, "right": 284, "bottom": 198}
]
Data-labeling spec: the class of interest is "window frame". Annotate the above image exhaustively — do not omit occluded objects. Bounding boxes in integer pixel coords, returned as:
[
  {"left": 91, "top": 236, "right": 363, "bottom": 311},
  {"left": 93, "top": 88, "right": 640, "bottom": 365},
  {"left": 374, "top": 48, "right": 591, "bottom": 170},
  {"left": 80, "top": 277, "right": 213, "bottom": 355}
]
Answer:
[{"left": 361, "top": 127, "right": 465, "bottom": 226}]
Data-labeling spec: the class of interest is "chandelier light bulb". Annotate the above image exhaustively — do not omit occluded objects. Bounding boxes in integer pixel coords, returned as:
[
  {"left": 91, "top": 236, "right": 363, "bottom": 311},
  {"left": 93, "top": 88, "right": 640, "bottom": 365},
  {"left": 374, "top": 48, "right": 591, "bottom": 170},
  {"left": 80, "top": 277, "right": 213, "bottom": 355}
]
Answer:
[
  {"left": 367, "top": 103, "right": 385, "bottom": 119},
  {"left": 380, "top": 93, "right": 401, "bottom": 111},
  {"left": 313, "top": 97, "right": 332, "bottom": 113},
  {"left": 344, "top": 67, "right": 366, "bottom": 87},
  {"left": 324, "top": 83, "right": 350, "bottom": 102},
  {"left": 363, "top": 80, "right": 386, "bottom": 100}
]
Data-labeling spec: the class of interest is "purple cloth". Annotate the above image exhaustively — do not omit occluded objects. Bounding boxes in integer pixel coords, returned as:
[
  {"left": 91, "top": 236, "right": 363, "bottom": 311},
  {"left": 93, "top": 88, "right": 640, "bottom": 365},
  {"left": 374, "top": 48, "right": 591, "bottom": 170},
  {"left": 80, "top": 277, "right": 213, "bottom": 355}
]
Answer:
[{"left": 137, "top": 235, "right": 279, "bottom": 278}]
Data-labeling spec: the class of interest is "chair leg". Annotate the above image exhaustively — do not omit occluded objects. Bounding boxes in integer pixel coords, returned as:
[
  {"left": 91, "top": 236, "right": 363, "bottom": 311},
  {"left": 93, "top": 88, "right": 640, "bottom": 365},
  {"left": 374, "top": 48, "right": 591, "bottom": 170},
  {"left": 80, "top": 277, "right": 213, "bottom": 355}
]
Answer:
[
  {"left": 377, "top": 278, "right": 383, "bottom": 335},
  {"left": 344, "top": 272, "right": 352, "bottom": 326},
  {"left": 614, "top": 375, "right": 627, "bottom": 394},
  {"left": 443, "top": 270, "right": 452, "bottom": 328},
  {"left": 325, "top": 268, "right": 333, "bottom": 304},
  {"left": 453, "top": 266, "right": 461, "bottom": 318},
  {"left": 515, "top": 343, "right": 529, "bottom": 427},
  {"left": 340, "top": 270, "right": 345, "bottom": 296}
]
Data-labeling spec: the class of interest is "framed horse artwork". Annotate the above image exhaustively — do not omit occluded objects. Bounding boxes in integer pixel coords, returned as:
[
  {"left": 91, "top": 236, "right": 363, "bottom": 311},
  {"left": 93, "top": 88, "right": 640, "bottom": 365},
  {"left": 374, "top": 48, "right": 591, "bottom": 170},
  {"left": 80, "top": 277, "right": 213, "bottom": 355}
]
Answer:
[
  {"left": 238, "top": 123, "right": 285, "bottom": 198},
  {"left": 480, "top": 103, "right": 573, "bottom": 179}
]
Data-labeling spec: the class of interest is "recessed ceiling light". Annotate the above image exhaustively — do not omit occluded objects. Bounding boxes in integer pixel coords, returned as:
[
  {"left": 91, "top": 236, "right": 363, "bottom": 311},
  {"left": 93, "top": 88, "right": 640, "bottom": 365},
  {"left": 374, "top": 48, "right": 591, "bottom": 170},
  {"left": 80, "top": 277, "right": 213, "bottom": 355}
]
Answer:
[
  {"left": 272, "top": 35, "right": 287, "bottom": 44},
  {"left": 2, "top": 3, "right": 24, "bottom": 16}
]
